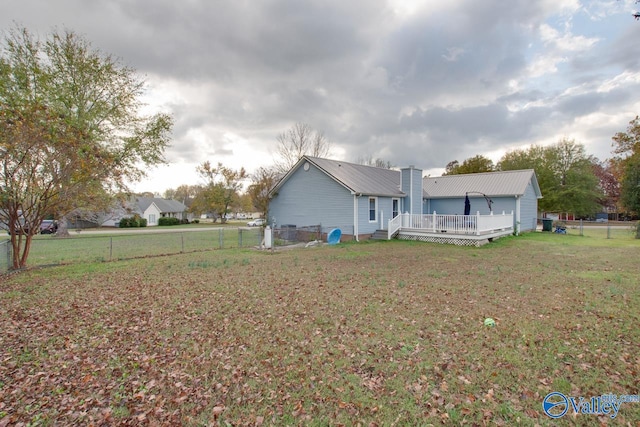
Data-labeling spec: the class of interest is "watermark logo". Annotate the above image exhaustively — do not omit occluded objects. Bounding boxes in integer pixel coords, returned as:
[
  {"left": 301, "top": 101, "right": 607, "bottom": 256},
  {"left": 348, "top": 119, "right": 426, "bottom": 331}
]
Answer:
[
  {"left": 542, "top": 392, "right": 569, "bottom": 419},
  {"left": 542, "top": 392, "right": 639, "bottom": 419}
]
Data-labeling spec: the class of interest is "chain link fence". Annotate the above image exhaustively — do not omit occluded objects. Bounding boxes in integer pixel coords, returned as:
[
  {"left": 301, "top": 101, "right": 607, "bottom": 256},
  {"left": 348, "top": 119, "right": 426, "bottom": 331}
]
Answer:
[
  {"left": 3, "top": 222, "right": 637, "bottom": 274},
  {"left": 1, "top": 228, "right": 262, "bottom": 273},
  {"left": 540, "top": 220, "right": 640, "bottom": 239},
  {"left": 269, "top": 224, "right": 352, "bottom": 248}
]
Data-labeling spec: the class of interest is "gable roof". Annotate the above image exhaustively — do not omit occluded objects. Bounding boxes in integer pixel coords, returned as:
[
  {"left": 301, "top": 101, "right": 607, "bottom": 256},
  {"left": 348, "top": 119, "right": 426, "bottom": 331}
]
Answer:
[
  {"left": 423, "top": 169, "right": 542, "bottom": 199},
  {"left": 272, "top": 156, "right": 406, "bottom": 197},
  {"left": 137, "top": 197, "right": 187, "bottom": 213}
]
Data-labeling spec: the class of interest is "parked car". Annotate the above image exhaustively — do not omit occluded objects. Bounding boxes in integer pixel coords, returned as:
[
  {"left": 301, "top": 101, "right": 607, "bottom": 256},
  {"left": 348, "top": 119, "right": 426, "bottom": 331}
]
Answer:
[
  {"left": 40, "top": 220, "right": 58, "bottom": 234},
  {"left": 5, "top": 219, "right": 58, "bottom": 235},
  {"left": 247, "top": 218, "right": 265, "bottom": 227}
]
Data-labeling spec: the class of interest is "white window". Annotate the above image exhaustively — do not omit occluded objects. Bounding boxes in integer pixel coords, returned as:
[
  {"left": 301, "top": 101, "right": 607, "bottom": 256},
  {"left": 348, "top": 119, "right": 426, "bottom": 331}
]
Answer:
[{"left": 369, "top": 197, "right": 377, "bottom": 222}]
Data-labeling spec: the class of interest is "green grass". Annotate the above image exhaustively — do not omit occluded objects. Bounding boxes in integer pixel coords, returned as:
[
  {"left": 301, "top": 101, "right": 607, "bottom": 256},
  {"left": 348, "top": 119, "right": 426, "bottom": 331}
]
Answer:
[
  {"left": 0, "top": 233, "right": 638, "bottom": 425},
  {"left": 17, "top": 228, "right": 262, "bottom": 266},
  {"left": 547, "top": 223, "right": 639, "bottom": 247}
]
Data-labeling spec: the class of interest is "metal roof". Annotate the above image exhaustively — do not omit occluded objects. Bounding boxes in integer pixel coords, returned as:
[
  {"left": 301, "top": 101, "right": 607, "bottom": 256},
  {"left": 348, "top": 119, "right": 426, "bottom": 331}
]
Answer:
[
  {"left": 303, "top": 156, "right": 405, "bottom": 197},
  {"left": 423, "top": 169, "right": 542, "bottom": 199},
  {"left": 271, "top": 156, "right": 542, "bottom": 200}
]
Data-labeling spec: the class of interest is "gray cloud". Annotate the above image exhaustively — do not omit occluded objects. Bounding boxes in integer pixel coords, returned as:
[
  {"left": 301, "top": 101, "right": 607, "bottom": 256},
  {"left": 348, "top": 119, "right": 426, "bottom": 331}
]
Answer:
[{"left": 2, "top": 0, "right": 639, "bottom": 191}]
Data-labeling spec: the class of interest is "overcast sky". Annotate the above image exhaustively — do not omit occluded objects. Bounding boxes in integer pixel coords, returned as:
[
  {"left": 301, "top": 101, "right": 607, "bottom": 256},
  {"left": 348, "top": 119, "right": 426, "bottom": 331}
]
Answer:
[{"left": 3, "top": 0, "right": 640, "bottom": 194}]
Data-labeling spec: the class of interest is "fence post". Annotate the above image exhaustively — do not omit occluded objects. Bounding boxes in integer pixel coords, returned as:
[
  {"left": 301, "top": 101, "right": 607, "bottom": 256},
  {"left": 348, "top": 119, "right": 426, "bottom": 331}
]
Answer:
[
  {"left": 181, "top": 233, "right": 185, "bottom": 252},
  {"left": 110, "top": 237, "right": 113, "bottom": 261},
  {"left": 607, "top": 224, "right": 611, "bottom": 239},
  {"left": 580, "top": 219, "right": 583, "bottom": 236},
  {"left": 239, "top": 228, "right": 243, "bottom": 247},
  {"left": 219, "top": 228, "right": 223, "bottom": 249}
]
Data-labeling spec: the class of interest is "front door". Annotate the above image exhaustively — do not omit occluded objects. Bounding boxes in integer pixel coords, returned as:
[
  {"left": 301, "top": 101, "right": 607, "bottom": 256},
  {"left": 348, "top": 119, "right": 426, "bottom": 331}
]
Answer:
[{"left": 392, "top": 199, "right": 399, "bottom": 218}]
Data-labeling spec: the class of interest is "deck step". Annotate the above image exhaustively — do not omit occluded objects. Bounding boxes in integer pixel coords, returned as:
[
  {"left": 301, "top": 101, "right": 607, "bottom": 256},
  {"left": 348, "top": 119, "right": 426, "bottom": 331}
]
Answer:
[{"left": 371, "top": 230, "right": 389, "bottom": 240}]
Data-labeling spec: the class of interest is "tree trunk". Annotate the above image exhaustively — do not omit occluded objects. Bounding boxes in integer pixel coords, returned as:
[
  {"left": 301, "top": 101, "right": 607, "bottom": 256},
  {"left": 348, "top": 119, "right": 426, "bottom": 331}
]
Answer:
[
  {"left": 10, "top": 234, "right": 22, "bottom": 270},
  {"left": 10, "top": 233, "right": 33, "bottom": 270},
  {"left": 56, "top": 215, "right": 70, "bottom": 237}
]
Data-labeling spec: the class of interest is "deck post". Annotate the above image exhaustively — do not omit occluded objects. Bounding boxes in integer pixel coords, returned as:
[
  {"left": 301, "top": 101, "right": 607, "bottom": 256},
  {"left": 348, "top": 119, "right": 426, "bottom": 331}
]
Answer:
[
  {"left": 432, "top": 211, "right": 437, "bottom": 233},
  {"left": 476, "top": 211, "right": 481, "bottom": 235}
]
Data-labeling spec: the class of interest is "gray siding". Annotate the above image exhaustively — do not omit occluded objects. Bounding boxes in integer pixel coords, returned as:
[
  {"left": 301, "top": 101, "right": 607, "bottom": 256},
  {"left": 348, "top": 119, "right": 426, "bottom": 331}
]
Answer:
[
  {"left": 356, "top": 195, "right": 398, "bottom": 234},
  {"left": 425, "top": 196, "right": 516, "bottom": 221},
  {"left": 519, "top": 182, "right": 539, "bottom": 231},
  {"left": 268, "top": 163, "right": 353, "bottom": 231},
  {"left": 401, "top": 167, "right": 423, "bottom": 215},
  {"left": 491, "top": 197, "right": 517, "bottom": 217},
  {"left": 268, "top": 163, "right": 406, "bottom": 237},
  {"left": 426, "top": 197, "right": 511, "bottom": 216},
  {"left": 423, "top": 175, "right": 539, "bottom": 232}
]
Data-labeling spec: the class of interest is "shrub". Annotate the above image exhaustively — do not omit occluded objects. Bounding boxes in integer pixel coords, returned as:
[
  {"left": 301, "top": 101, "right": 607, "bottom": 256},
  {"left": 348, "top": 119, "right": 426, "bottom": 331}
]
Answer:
[
  {"left": 180, "top": 218, "right": 190, "bottom": 224},
  {"left": 192, "top": 219, "right": 199, "bottom": 224},
  {"left": 158, "top": 217, "right": 180, "bottom": 226},
  {"left": 119, "top": 215, "right": 147, "bottom": 228}
]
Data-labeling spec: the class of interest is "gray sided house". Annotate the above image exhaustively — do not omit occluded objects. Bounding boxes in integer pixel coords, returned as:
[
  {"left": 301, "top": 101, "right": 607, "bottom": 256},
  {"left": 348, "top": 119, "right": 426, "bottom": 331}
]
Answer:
[
  {"left": 423, "top": 170, "right": 542, "bottom": 233},
  {"left": 268, "top": 156, "right": 542, "bottom": 241},
  {"left": 268, "top": 156, "right": 422, "bottom": 240}
]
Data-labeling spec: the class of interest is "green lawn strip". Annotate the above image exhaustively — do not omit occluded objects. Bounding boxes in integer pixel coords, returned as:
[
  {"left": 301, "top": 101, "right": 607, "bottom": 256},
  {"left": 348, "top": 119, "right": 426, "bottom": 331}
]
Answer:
[
  {"left": 1, "top": 236, "right": 638, "bottom": 425},
  {"left": 22, "top": 228, "right": 262, "bottom": 266}
]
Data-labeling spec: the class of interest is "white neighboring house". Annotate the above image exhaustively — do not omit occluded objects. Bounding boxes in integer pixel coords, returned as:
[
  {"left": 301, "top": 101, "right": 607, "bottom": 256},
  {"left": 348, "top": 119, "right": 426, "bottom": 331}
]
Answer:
[
  {"left": 101, "top": 197, "right": 188, "bottom": 227},
  {"left": 136, "top": 197, "right": 188, "bottom": 226}
]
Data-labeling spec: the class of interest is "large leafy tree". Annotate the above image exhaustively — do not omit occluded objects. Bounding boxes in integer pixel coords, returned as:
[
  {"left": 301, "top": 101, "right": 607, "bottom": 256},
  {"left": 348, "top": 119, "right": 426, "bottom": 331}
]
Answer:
[
  {"left": 498, "top": 139, "right": 602, "bottom": 216},
  {"left": 443, "top": 155, "right": 494, "bottom": 175},
  {"left": 191, "top": 162, "right": 247, "bottom": 222},
  {"left": 612, "top": 116, "right": 640, "bottom": 214},
  {"left": 247, "top": 166, "right": 279, "bottom": 219},
  {"left": 591, "top": 159, "right": 620, "bottom": 213},
  {"left": 620, "top": 155, "right": 640, "bottom": 214},
  {"left": 0, "top": 27, "right": 172, "bottom": 269}
]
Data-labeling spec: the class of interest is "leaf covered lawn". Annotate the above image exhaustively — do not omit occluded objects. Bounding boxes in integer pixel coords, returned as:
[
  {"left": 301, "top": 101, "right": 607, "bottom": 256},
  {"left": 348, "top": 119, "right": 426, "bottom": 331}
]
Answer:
[{"left": 1, "top": 235, "right": 639, "bottom": 425}]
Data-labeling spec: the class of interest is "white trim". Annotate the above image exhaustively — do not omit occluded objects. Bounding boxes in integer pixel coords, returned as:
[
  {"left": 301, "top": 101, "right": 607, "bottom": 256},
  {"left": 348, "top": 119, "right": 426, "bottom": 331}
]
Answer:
[
  {"left": 407, "top": 167, "right": 414, "bottom": 215},
  {"left": 353, "top": 194, "right": 359, "bottom": 241},
  {"left": 368, "top": 197, "right": 378, "bottom": 223},
  {"left": 515, "top": 195, "right": 521, "bottom": 235}
]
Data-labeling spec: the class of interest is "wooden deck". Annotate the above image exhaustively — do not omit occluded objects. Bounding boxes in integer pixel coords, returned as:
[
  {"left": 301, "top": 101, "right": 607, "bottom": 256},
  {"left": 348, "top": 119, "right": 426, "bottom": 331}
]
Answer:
[{"left": 387, "top": 212, "right": 514, "bottom": 246}]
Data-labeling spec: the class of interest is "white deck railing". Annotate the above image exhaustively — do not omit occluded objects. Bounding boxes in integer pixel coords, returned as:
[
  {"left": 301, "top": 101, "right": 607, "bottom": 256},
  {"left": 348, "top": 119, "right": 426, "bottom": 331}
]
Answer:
[{"left": 388, "top": 211, "right": 513, "bottom": 239}]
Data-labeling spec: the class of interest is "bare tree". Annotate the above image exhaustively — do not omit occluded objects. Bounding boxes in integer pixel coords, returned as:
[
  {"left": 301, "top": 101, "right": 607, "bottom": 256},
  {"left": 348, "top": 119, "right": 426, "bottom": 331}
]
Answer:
[
  {"left": 164, "top": 184, "right": 199, "bottom": 208},
  {"left": 355, "top": 155, "right": 394, "bottom": 169},
  {"left": 274, "top": 122, "right": 332, "bottom": 174}
]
